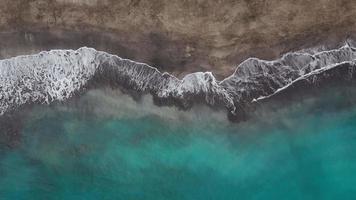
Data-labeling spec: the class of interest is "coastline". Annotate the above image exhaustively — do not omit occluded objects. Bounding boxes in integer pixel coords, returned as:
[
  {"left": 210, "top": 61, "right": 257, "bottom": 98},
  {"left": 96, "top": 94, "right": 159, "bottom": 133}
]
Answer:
[{"left": 1, "top": 43, "right": 356, "bottom": 122}]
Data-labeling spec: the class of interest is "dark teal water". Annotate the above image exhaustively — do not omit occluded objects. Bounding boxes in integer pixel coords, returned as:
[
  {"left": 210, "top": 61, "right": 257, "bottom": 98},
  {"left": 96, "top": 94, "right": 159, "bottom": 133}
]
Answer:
[{"left": 1, "top": 87, "right": 356, "bottom": 199}]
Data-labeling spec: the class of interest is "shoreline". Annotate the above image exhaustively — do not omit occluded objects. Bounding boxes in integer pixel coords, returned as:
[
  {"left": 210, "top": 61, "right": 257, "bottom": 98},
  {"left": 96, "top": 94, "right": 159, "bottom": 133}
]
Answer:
[{"left": 1, "top": 43, "right": 356, "bottom": 122}]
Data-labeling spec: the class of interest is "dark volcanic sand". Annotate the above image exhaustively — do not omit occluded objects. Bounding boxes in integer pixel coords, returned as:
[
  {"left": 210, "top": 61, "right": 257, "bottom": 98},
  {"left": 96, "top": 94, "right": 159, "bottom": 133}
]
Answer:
[{"left": 1, "top": 0, "right": 356, "bottom": 78}]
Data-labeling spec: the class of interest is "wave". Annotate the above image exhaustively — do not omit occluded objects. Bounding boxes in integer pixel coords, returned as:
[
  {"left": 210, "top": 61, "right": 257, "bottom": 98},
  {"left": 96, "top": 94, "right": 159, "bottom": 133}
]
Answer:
[{"left": 1, "top": 44, "right": 356, "bottom": 121}]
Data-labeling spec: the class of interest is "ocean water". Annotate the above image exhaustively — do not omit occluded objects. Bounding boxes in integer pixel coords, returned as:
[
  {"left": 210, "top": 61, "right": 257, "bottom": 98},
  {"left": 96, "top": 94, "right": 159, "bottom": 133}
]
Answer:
[{"left": 1, "top": 85, "right": 356, "bottom": 200}]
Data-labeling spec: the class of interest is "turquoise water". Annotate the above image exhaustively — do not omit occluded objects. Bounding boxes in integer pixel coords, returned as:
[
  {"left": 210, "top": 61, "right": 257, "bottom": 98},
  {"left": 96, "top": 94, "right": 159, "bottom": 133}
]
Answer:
[{"left": 1, "top": 87, "right": 356, "bottom": 199}]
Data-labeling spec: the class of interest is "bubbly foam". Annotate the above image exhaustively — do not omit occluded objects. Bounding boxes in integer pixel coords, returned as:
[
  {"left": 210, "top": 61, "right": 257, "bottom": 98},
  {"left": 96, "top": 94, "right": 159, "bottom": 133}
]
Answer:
[{"left": 1, "top": 44, "right": 356, "bottom": 119}]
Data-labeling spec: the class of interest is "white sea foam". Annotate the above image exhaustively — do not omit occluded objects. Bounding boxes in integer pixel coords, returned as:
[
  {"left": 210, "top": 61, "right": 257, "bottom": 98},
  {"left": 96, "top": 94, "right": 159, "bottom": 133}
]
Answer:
[{"left": 1, "top": 44, "right": 356, "bottom": 118}]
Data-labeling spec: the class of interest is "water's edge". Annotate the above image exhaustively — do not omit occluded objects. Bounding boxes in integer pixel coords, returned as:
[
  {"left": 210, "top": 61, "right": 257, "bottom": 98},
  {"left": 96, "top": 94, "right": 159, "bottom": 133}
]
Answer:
[{"left": 2, "top": 43, "right": 356, "bottom": 121}]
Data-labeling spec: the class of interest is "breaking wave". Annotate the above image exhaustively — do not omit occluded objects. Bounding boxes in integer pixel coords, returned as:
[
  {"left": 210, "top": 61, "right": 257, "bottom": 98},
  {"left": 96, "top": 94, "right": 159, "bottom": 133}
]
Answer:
[{"left": 1, "top": 43, "right": 356, "bottom": 121}]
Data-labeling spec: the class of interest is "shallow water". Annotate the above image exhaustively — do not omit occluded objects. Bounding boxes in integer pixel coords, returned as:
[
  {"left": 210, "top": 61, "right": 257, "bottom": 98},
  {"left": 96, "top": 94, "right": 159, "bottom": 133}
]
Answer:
[{"left": 1, "top": 86, "right": 356, "bottom": 200}]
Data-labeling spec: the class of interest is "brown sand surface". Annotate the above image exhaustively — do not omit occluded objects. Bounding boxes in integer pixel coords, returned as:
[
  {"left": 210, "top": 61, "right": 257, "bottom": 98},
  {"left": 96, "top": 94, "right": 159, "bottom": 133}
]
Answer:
[{"left": 1, "top": 0, "right": 355, "bottom": 78}]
